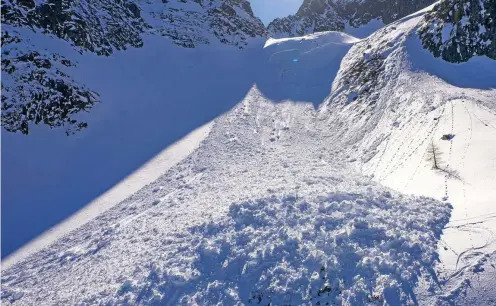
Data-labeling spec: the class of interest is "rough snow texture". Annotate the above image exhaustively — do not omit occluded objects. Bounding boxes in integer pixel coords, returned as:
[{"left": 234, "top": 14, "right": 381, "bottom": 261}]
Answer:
[
  {"left": 418, "top": 0, "right": 496, "bottom": 62},
  {"left": 1, "top": 30, "right": 99, "bottom": 135},
  {"left": 267, "top": 0, "right": 435, "bottom": 38},
  {"left": 1, "top": 0, "right": 266, "bottom": 134},
  {"left": 1, "top": 86, "right": 451, "bottom": 305}
]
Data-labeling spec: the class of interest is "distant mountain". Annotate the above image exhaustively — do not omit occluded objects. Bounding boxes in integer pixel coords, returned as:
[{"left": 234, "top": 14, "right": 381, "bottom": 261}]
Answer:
[
  {"left": 1, "top": 0, "right": 267, "bottom": 134},
  {"left": 140, "top": 0, "right": 267, "bottom": 49},
  {"left": 418, "top": 0, "right": 496, "bottom": 62},
  {"left": 267, "top": 0, "right": 435, "bottom": 38}
]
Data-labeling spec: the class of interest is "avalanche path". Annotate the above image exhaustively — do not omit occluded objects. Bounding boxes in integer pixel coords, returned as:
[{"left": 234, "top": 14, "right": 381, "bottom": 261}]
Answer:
[{"left": 1, "top": 32, "right": 452, "bottom": 305}]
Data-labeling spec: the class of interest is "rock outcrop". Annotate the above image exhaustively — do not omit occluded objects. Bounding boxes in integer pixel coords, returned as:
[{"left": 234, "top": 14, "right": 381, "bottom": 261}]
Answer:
[
  {"left": 267, "top": 0, "right": 435, "bottom": 38},
  {"left": 418, "top": 0, "right": 496, "bottom": 62}
]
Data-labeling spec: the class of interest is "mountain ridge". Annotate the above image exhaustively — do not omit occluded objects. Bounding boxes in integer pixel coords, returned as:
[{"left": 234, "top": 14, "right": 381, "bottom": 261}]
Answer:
[
  {"left": 267, "top": 0, "right": 436, "bottom": 38},
  {"left": 1, "top": 0, "right": 267, "bottom": 135}
]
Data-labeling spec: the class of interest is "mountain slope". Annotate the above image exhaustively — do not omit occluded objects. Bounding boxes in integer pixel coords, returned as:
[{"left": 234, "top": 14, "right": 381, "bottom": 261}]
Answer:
[
  {"left": 1, "top": 0, "right": 267, "bottom": 135},
  {"left": 2, "top": 1, "right": 496, "bottom": 305},
  {"left": 1, "top": 0, "right": 267, "bottom": 260},
  {"left": 1, "top": 72, "right": 451, "bottom": 306},
  {"left": 2, "top": 31, "right": 454, "bottom": 305},
  {"left": 319, "top": 4, "right": 496, "bottom": 303},
  {"left": 418, "top": 0, "right": 496, "bottom": 62},
  {"left": 267, "top": 0, "right": 435, "bottom": 38}
]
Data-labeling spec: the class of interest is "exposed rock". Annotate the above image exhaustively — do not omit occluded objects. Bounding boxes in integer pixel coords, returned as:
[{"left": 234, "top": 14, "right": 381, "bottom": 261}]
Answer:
[
  {"left": 1, "top": 0, "right": 146, "bottom": 56},
  {"left": 125, "top": 3, "right": 141, "bottom": 19},
  {"left": 142, "top": 0, "right": 267, "bottom": 49},
  {"left": 418, "top": 0, "right": 496, "bottom": 62},
  {"left": 1, "top": 0, "right": 266, "bottom": 134},
  {"left": 1, "top": 30, "right": 99, "bottom": 135},
  {"left": 17, "top": 0, "right": 35, "bottom": 9},
  {"left": 268, "top": 1, "right": 343, "bottom": 38},
  {"left": 267, "top": 0, "right": 436, "bottom": 38}
]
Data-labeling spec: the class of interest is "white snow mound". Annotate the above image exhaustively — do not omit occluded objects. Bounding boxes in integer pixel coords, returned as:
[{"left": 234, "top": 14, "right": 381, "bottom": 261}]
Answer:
[{"left": 120, "top": 191, "right": 449, "bottom": 305}]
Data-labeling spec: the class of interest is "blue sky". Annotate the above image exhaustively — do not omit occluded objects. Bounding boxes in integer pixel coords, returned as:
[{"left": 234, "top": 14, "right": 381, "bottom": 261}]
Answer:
[{"left": 249, "top": 0, "right": 303, "bottom": 25}]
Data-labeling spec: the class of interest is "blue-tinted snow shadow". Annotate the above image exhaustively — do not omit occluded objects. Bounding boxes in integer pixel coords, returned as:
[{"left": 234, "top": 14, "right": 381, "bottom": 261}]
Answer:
[
  {"left": 2, "top": 37, "right": 346, "bottom": 258},
  {"left": 118, "top": 193, "right": 447, "bottom": 305},
  {"left": 405, "top": 37, "right": 496, "bottom": 90},
  {"left": 1, "top": 41, "right": 262, "bottom": 258},
  {"left": 254, "top": 41, "right": 353, "bottom": 108}
]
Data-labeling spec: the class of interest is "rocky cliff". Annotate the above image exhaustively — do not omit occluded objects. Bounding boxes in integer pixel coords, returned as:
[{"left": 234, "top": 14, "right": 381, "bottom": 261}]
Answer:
[
  {"left": 1, "top": 0, "right": 267, "bottom": 134},
  {"left": 267, "top": 0, "right": 435, "bottom": 38},
  {"left": 418, "top": 0, "right": 496, "bottom": 62}
]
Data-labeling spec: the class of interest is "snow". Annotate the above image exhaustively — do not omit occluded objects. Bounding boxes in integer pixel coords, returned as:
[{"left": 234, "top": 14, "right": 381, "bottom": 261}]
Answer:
[
  {"left": 1, "top": 28, "right": 262, "bottom": 259},
  {"left": 441, "top": 24, "right": 453, "bottom": 43},
  {"left": 264, "top": 31, "right": 360, "bottom": 48},
  {"left": 1, "top": 88, "right": 451, "bottom": 305},
  {"left": 344, "top": 19, "right": 384, "bottom": 39},
  {"left": 319, "top": 10, "right": 496, "bottom": 302},
  {"left": 261, "top": 31, "right": 359, "bottom": 107},
  {"left": 2, "top": 4, "right": 496, "bottom": 305},
  {"left": 2, "top": 122, "right": 213, "bottom": 270}
]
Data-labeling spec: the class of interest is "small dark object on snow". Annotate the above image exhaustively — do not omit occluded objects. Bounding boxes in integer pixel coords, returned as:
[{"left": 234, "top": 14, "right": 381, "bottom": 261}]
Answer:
[{"left": 441, "top": 134, "right": 455, "bottom": 140}]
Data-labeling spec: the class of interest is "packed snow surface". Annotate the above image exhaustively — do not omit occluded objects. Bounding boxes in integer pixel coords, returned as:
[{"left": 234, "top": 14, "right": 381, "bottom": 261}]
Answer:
[
  {"left": 2, "top": 9, "right": 496, "bottom": 306},
  {"left": 1, "top": 29, "right": 264, "bottom": 258}
]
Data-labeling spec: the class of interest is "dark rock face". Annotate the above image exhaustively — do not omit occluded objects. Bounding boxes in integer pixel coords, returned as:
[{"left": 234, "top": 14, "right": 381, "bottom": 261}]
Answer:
[
  {"left": 1, "top": 31, "right": 99, "bottom": 135},
  {"left": 418, "top": 0, "right": 496, "bottom": 62},
  {"left": 1, "top": 0, "right": 146, "bottom": 56},
  {"left": 143, "top": 0, "right": 267, "bottom": 49},
  {"left": 1, "top": 0, "right": 146, "bottom": 134},
  {"left": 267, "top": 0, "right": 436, "bottom": 38},
  {"left": 337, "top": 0, "right": 434, "bottom": 25},
  {"left": 268, "top": 1, "right": 344, "bottom": 37},
  {"left": 1, "top": 0, "right": 266, "bottom": 135}
]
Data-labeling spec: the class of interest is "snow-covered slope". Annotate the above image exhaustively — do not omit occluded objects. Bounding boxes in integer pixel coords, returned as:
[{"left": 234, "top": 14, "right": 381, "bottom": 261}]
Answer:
[
  {"left": 2, "top": 31, "right": 453, "bottom": 305},
  {"left": 0, "top": 30, "right": 266, "bottom": 258},
  {"left": 2, "top": 1, "right": 495, "bottom": 305},
  {"left": 1, "top": 0, "right": 268, "bottom": 259},
  {"left": 319, "top": 7, "right": 496, "bottom": 303},
  {"left": 1, "top": 89, "right": 451, "bottom": 305},
  {"left": 1, "top": 0, "right": 267, "bottom": 134}
]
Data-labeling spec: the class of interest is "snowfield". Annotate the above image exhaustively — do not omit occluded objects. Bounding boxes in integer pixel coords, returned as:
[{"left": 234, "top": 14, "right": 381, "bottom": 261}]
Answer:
[{"left": 2, "top": 6, "right": 496, "bottom": 306}]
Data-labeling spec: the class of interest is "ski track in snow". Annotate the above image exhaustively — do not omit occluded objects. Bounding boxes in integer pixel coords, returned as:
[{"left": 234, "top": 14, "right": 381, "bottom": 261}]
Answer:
[{"left": 3, "top": 10, "right": 496, "bottom": 306}]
